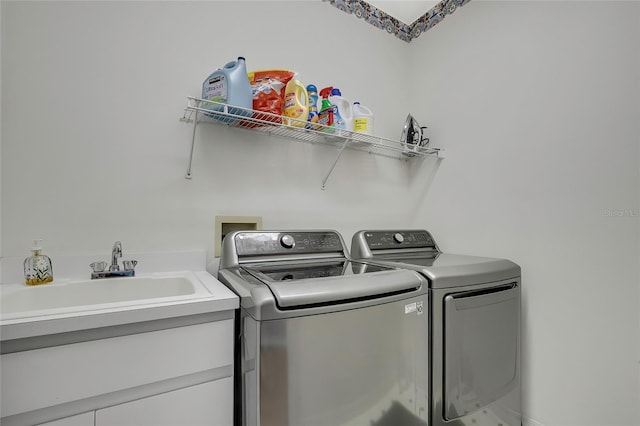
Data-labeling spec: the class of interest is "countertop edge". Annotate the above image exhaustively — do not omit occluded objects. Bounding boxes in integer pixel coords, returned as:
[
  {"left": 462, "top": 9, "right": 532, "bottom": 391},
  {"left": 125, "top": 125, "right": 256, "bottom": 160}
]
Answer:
[{"left": 1, "top": 272, "right": 239, "bottom": 342}]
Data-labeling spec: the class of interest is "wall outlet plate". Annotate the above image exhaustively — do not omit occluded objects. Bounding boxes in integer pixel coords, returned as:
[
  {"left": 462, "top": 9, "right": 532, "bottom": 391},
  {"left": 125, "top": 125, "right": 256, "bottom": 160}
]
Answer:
[{"left": 214, "top": 216, "right": 262, "bottom": 257}]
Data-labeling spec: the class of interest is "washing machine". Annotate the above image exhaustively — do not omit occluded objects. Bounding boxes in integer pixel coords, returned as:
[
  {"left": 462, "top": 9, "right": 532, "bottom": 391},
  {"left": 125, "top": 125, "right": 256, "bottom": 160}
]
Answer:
[
  {"left": 215, "top": 230, "right": 430, "bottom": 426},
  {"left": 351, "top": 230, "right": 522, "bottom": 426}
]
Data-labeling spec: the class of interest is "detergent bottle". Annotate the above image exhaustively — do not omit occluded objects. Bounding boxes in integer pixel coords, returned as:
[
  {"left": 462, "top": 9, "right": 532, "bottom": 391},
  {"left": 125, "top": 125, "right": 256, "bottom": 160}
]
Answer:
[
  {"left": 283, "top": 73, "right": 309, "bottom": 127},
  {"left": 329, "top": 88, "right": 353, "bottom": 133},
  {"left": 352, "top": 101, "right": 374, "bottom": 135},
  {"left": 201, "top": 56, "right": 253, "bottom": 123},
  {"left": 306, "top": 84, "right": 320, "bottom": 130},
  {"left": 318, "top": 87, "right": 335, "bottom": 132}
]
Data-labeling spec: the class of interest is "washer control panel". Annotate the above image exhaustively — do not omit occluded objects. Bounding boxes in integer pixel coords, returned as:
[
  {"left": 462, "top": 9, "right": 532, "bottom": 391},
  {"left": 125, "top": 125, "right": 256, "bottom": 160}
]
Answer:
[
  {"left": 235, "top": 231, "right": 345, "bottom": 256},
  {"left": 364, "top": 230, "right": 437, "bottom": 250}
]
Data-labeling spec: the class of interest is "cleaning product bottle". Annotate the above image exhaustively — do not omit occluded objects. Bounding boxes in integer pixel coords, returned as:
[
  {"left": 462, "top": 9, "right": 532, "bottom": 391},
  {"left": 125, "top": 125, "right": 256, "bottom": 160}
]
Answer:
[
  {"left": 318, "top": 87, "right": 335, "bottom": 132},
  {"left": 328, "top": 88, "right": 353, "bottom": 133},
  {"left": 352, "top": 101, "right": 374, "bottom": 135},
  {"left": 201, "top": 56, "right": 253, "bottom": 123},
  {"left": 306, "top": 84, "right": 320, "bottom": 130},
  {"left": 23, "top": 239, "right": 54, "bottom": 285},
  {"left": 283, "top": 73, "right": 309, "bottom": 127}
]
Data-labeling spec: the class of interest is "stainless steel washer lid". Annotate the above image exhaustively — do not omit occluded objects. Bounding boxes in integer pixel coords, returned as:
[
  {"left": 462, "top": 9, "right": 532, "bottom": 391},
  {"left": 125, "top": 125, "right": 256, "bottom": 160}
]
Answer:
[
  {"left": 351, "top": 230, "right": 521, "bottom": 289},
  {"left": 244, "top": 262, "right": 424, "bottom": 308}
]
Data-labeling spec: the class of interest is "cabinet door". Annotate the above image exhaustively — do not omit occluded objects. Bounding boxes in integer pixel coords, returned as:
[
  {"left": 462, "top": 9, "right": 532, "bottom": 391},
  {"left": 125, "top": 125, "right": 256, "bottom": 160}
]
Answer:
[
  {"left": 38, "top": 412, "right": 95, "bottom": 426},
  {"left": 2, "top": 320, "right": 233, "bottom": 418},
  {"left": 95, "top": 378, "right": 233, "bottom": 426}
]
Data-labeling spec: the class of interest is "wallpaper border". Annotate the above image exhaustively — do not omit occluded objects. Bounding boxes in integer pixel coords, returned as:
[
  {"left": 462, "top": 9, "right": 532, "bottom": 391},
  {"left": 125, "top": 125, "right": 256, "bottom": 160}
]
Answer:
[{"left": 323, "top": 0, "right": 471, "bottom": 42}]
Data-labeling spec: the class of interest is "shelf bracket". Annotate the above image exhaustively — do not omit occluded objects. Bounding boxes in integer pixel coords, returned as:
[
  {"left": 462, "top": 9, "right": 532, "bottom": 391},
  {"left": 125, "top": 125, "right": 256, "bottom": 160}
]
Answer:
[
  {"left": 321, "top": 138, "right": 350, "bottom": 190},
  {"left": 185, "top": 108, "right": 199, "bottom": 179}
]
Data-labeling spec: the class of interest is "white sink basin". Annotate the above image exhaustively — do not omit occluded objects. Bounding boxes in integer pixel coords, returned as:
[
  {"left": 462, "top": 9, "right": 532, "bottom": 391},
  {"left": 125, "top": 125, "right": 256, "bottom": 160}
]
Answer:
[{"left": 0, "top": 272, "right": 214, "bottom": 321}]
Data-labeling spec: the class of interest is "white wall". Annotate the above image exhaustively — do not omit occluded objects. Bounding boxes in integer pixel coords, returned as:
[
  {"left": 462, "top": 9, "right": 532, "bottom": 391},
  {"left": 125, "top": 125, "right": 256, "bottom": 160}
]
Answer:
[
  {"left": 1, "top": 0, "right": 430, "bottom": 261},
  {"left": 1, "top": 1, "right": 639, "bottom": 425},
  {"left": 409, "top": 2, "right": 640, "bottom": 425}
]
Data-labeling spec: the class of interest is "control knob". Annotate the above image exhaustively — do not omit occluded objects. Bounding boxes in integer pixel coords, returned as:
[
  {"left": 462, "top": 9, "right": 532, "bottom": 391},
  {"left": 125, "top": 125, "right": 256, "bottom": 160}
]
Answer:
[
  {"left": 393, "top": 233, "right": 405, "bottom": 244},
  {"left": 280, "top": 234, "right": 295, "bottom": 249}
]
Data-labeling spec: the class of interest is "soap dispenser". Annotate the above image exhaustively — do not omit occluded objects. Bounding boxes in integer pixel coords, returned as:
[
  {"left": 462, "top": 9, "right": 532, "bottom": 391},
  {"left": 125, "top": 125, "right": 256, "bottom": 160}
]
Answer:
[{"left": 24, "top": 239, "right": 54, "bottom": 285}]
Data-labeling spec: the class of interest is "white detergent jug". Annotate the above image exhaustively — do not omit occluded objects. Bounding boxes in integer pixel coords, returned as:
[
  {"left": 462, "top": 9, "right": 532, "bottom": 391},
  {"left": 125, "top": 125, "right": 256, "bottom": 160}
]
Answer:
[
  {"left": 352, "top": 102, "right": 374, "bottom": 135},
  {"left": 329, "top": 88, "right": 353, "bottom": 133}
]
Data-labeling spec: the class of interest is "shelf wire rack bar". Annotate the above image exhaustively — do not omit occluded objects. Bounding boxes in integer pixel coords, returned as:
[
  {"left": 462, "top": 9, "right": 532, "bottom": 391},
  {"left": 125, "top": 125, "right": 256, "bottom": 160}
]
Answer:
[{"left": 181, "top": 97, "right": 441, "bottom": 187}]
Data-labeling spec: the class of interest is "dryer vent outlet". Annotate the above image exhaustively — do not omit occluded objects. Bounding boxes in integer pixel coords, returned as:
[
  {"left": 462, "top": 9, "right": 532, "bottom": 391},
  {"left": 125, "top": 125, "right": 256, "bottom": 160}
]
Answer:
[{"left": 215, "top": 216, "right": 263, "bottom": 257}]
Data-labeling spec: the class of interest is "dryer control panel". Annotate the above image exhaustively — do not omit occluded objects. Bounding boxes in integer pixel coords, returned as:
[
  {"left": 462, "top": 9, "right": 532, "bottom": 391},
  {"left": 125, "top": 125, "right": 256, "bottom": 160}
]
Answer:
[{"left": 363, "top": 230, "right": 437, "bottom": 250}]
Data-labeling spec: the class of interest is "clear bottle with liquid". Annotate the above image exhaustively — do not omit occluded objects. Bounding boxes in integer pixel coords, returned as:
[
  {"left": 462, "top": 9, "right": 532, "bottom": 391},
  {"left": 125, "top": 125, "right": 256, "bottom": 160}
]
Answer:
[{"left": 24, "top": 239, "right": 54, "bottom": 285}]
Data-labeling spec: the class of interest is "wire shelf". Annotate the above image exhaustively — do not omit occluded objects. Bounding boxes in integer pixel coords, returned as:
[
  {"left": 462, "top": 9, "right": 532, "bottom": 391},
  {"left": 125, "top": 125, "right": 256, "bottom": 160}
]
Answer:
[
  {"left": 180, "top": 97, "right": 441, "bottom": 188},
  {"left": 182, "top": 97, "right": 440, "bottom": 157}
]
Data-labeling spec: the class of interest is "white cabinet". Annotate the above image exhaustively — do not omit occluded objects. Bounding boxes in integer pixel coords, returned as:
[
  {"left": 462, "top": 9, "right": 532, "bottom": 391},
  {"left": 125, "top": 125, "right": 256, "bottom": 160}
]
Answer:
[
  {"left": 35, "top": 380, "right": 233, "bottom": 426},
  {"left": 96, "top": 378, "right": 233, "bottom": 426},
  {"left": 1, "top": 315, "right": 235, "bottom": 426}
]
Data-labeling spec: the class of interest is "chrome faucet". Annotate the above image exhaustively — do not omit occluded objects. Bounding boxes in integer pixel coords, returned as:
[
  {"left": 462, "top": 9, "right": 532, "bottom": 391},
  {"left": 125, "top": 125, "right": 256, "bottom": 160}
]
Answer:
[
  {"left": 110, "top": 241, "right": 122, "bottom": 271},
  {"left": 90, "top": 241, "right": 137, "bottom": 279}
]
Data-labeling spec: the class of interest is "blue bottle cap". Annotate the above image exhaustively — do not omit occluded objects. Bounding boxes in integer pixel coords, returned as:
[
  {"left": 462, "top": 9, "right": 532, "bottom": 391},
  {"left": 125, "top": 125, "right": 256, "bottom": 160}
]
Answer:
[
  {"left": 306, "top": 84, "right": 317, "bottom": 92},
  {"left": 331, "top": 88, "right": 342, "bottom": 96}
]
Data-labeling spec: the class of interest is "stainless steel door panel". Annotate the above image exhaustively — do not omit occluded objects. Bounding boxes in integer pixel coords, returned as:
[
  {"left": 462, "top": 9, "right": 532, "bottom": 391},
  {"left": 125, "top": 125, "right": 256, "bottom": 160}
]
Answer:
[
  {"left": 443, "top": 283, "right": 520, "bottom": 421},
  {"left": 254, "top": 296, "right": 429, "bottom": 426},
  {"left": 264, "top": 270, "right": 422, "bottom": 308}
]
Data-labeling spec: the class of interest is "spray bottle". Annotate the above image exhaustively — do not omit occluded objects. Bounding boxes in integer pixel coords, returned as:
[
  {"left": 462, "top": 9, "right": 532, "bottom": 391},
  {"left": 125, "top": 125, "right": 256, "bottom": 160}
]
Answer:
[{"left": 318, "top": 87, "right": 335, "bottom": 132}]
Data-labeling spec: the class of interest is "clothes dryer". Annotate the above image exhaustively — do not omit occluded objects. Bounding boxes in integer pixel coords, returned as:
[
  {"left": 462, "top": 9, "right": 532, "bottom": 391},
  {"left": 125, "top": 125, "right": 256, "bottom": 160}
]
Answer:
[{"left": 351, "top": 230, "right": 522, "bottom": 426}]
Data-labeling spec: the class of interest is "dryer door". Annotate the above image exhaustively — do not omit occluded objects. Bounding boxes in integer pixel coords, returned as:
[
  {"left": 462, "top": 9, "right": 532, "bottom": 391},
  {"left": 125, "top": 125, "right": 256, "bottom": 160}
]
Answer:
[{"left": 443, "top": 282, "right": 520, "bottom": 420}]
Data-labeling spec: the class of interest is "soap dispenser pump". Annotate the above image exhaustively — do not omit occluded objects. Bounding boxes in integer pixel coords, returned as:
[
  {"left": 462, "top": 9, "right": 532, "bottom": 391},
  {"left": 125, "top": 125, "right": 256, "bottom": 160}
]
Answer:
[{"left": 24, "top": 239, "right": 54, "bottom": 285}]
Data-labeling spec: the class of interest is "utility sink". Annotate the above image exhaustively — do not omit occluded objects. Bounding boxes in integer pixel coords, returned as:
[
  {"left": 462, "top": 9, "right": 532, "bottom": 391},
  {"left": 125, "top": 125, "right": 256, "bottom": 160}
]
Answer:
[{"left": 0, "top": 272, "right": 215, "bottom": 321}]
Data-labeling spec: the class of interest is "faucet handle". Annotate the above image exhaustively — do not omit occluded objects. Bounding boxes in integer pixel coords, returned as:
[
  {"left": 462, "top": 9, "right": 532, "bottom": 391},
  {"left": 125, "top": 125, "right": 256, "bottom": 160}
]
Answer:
[
  {"left": 90, "top": 261, "right": 108, "bottom": 273},
  {"left": 123, "top": 260, "right": 138, "bottom": 271}
]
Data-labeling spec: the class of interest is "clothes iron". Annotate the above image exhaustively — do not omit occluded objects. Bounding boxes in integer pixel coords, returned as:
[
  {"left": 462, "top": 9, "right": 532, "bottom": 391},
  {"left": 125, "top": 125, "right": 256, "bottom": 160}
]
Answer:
[{"left": 400, "top": 114, "right": 429, "bottom": 156}]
